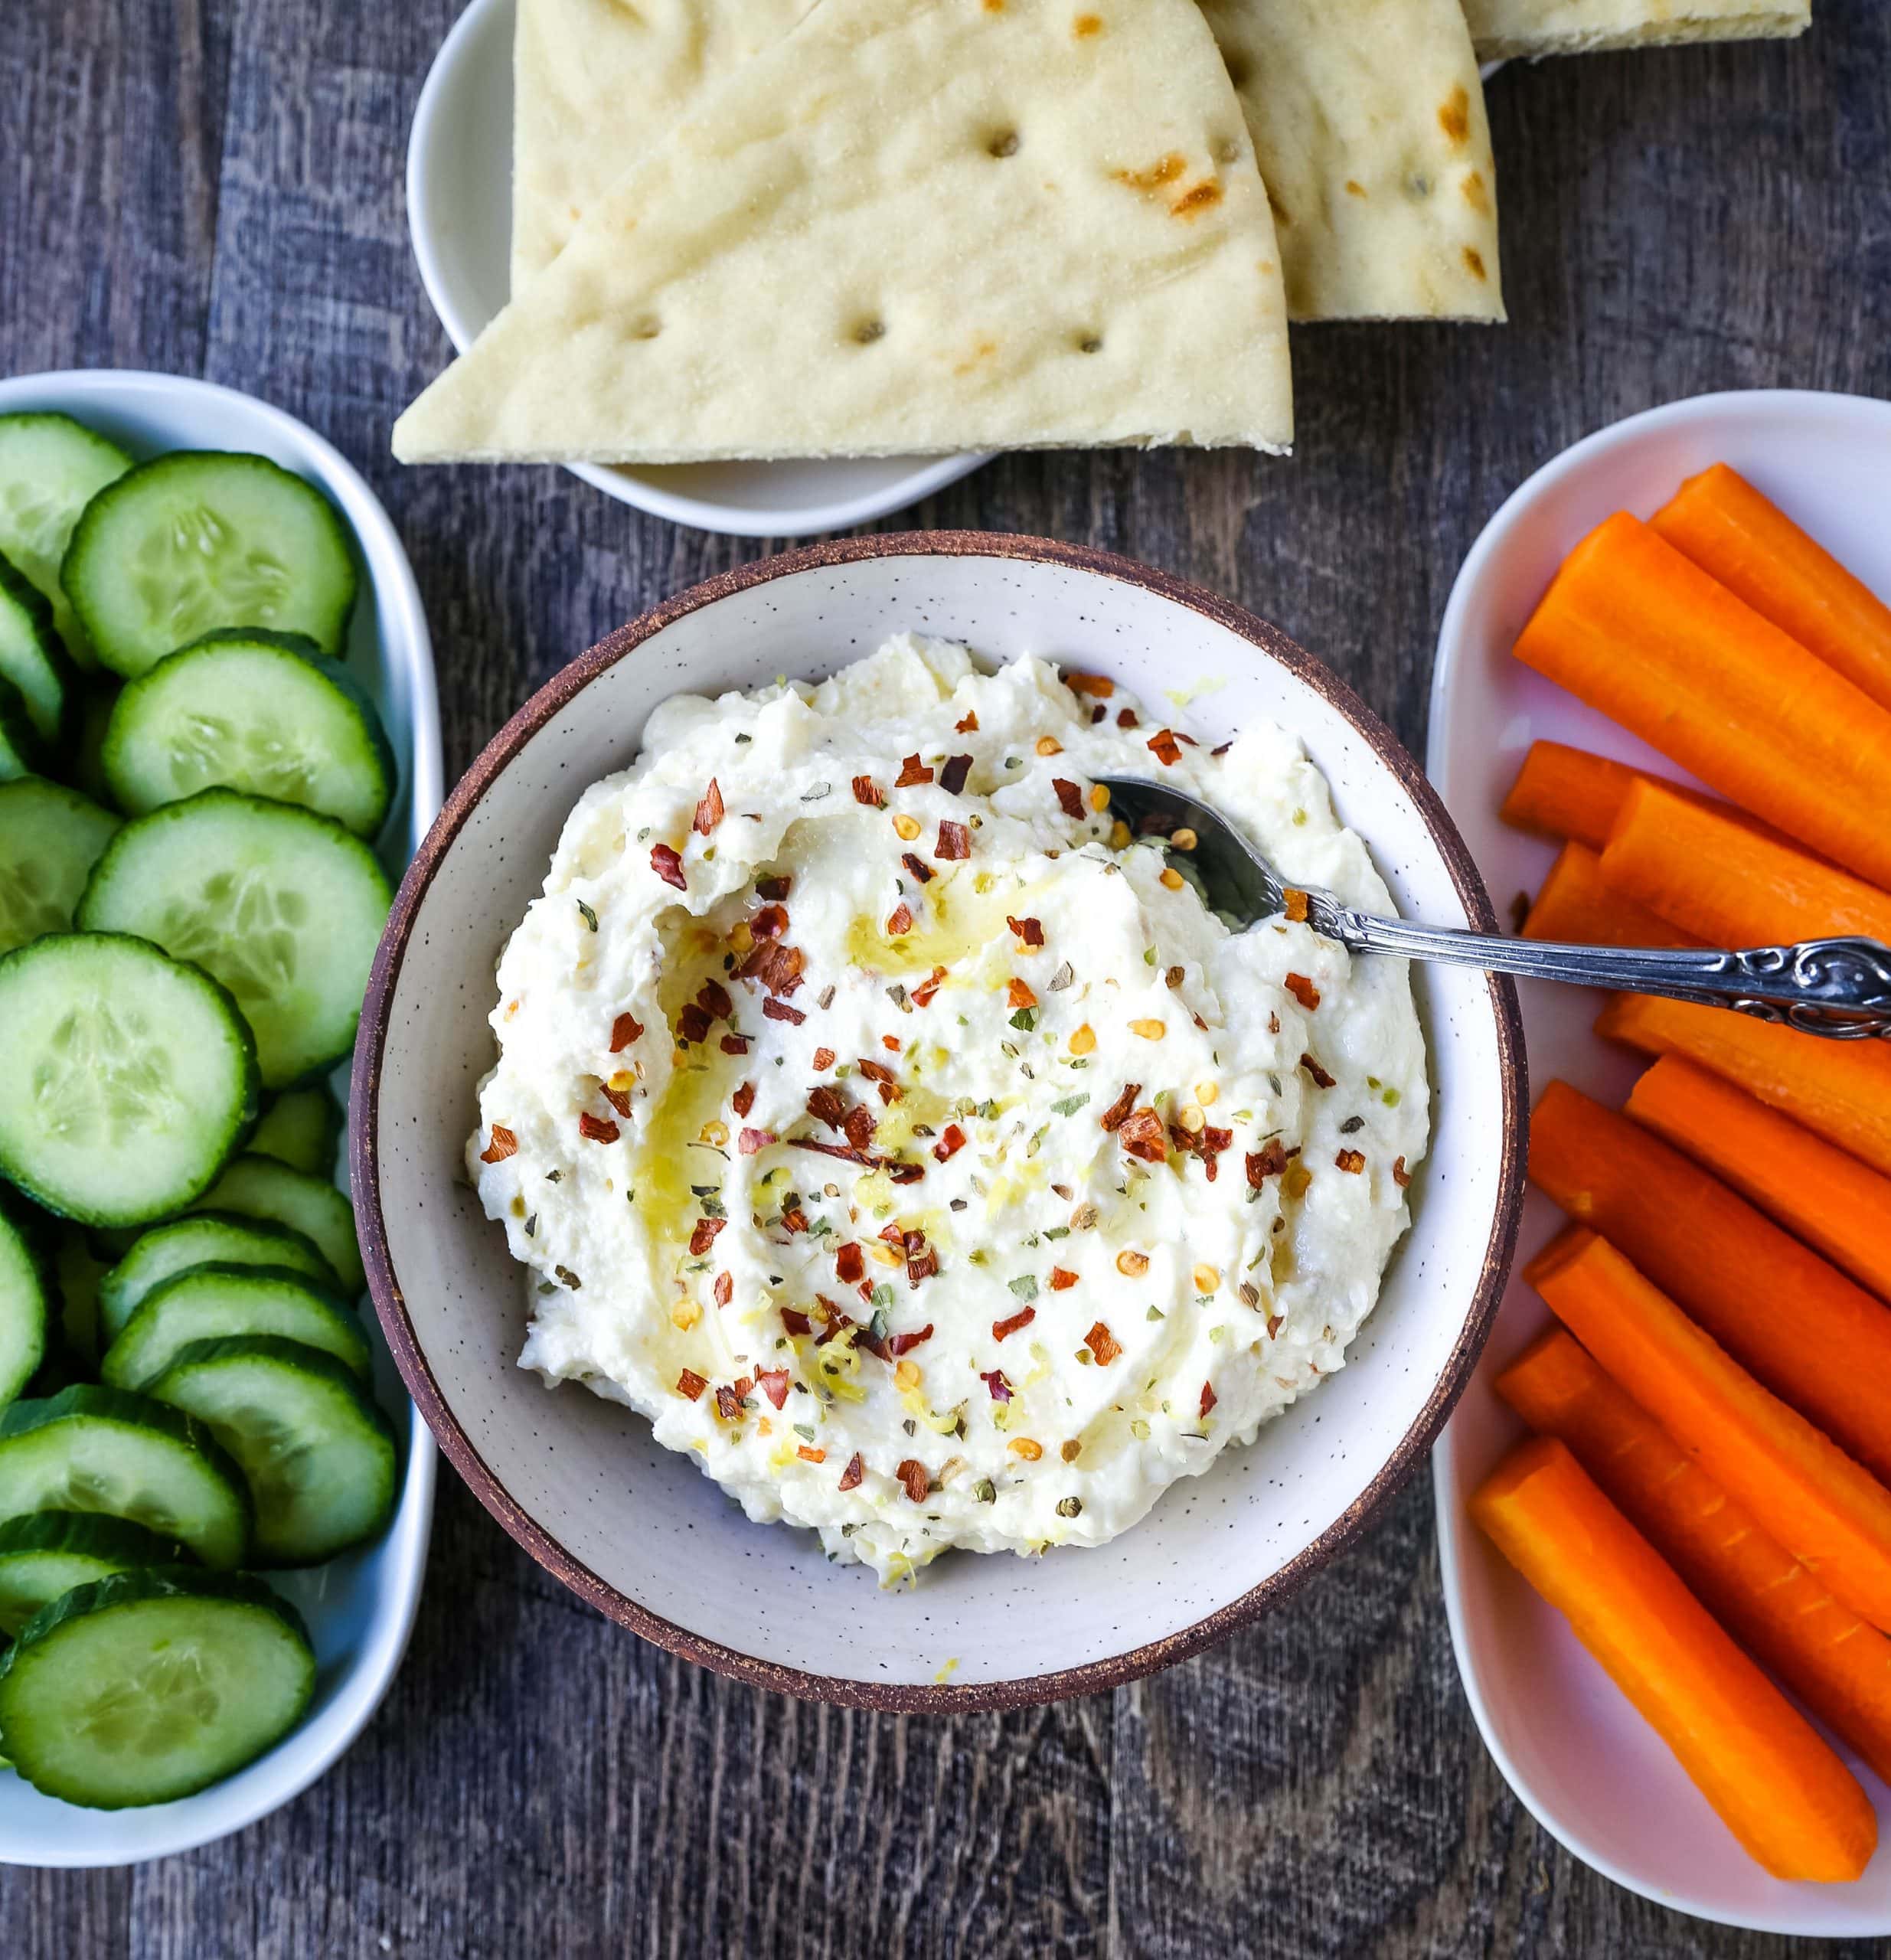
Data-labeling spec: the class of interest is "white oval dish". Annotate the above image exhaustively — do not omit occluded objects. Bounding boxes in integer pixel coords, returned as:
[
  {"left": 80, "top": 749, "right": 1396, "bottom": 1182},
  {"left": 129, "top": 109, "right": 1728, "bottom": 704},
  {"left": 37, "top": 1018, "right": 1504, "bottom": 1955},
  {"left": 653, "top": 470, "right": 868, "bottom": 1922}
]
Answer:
[
  {"left": 0, "top": 368, "right": 441, "bottom": 1868},
  {"left": 1429, "top": 389, "right": 1891, "bottom": 1935},
  {"left": 405, "top": 0, "right": 992, "bottom": 539},
  {"left": 354, "top": 534, "right": 1524, "bottom": 1710}
]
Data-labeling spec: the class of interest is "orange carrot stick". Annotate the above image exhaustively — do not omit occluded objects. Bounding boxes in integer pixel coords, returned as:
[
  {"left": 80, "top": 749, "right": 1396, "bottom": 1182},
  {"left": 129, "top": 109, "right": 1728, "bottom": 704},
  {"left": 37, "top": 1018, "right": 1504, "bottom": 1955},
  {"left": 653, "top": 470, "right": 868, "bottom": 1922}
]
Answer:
[
  {"left": 1652, "top": 463, "right": 1891, "bottom": 715},
  {"left": 1526, "top": 1227, "right": 1891, "bottom": 1638},
  {"left": 1471, "top": 1432, "right": 1876, "bottom": 1881},
  {"left": 1496, "top": 1327, "right": 1891, "bottom": 1786},
  {"left": 1512, "top": 511, "right": 1891, "bottom": 887},
  {"left": 1597, "top": 991, "right": 1891, "bottom": 1180},
  {"left": 1601, "top": 777, "right": 1891, "bottom": 949},
  {"left": 1529, "top": 1080, "right": 1891, "bottom": 1484},
  {"left": 1522, "top": 841, "right": 1697, "bottom": 947},
  {"left": 1497, "top": 740, "right": 1767, "bottom": 853},
  {"left": 1628, "top": 1056, "right": 1891, "bottom": 1306}
]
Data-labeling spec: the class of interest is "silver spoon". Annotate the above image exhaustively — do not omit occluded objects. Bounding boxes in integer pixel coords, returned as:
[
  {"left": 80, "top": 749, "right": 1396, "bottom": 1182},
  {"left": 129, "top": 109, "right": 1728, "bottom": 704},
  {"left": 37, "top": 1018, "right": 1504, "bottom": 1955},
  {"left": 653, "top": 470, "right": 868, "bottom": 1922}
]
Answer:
[{"left": 1095, "top": 777, "right": 1891, "bottom": 1041}]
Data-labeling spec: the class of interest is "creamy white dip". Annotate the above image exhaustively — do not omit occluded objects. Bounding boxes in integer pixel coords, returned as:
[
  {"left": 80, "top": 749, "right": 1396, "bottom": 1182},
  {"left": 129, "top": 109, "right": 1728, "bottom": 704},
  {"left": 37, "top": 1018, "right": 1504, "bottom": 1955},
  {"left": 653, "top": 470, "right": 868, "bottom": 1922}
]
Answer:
[{"left": 470, "top": 638, "right": 1427, "bottom": 1583}]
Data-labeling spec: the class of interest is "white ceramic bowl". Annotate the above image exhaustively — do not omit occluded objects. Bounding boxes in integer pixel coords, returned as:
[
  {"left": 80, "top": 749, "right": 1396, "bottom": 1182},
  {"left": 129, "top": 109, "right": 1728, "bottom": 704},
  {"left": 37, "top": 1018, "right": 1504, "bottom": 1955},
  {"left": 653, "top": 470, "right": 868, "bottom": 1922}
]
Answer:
[
  {"left": 0, "top": 369, "right": 442, "bottom": 1867},
  {"left": 354, "top": 534, "right": 1524, "bottom": 1709},
  {"left": 1429, "top": 389, "right": 1891, "bottom": 1934},
  {"left": 405, "top": 0, "right": 991, "bottom": 538}
]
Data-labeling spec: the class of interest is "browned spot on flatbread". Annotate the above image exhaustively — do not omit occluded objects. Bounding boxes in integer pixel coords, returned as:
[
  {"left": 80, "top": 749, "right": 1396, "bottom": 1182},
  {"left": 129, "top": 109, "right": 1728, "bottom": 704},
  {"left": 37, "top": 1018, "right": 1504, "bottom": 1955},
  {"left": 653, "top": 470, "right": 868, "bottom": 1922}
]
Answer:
[
  {"left": 1344, "top": 179, "right": 1367, "bottom": 199},
  {"left": 1171, "top": 179, "right": 1223, "bottom": 219},
  {"left": 1114, "top": 152, "right": 1186, "bottom": 194},
  {"left": 1073, "top": 10, "right": 1102, "bottom": 33},
  {"left": 983, "top": 0, "right": 1004, "bottom": 11},
  {"left": 1439, "top": 86, "right": 1471, "bottom": 145},
  {"left": 952, "top": 338, "right": 999, "bottom": 375},
  {"left": 1462, "top": 245, "right": 1488, "bottom": 280},
  {"left": 1461, "top": 170, "right": 1491, "bottom": 214}
]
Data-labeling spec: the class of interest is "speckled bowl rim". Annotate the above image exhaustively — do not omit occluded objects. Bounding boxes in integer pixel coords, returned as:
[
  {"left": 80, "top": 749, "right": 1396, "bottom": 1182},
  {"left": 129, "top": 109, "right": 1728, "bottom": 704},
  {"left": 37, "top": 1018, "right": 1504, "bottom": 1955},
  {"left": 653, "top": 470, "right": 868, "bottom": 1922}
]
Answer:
[{"left": 351, "top": 532, "right": 1527, "bottom": 1712}]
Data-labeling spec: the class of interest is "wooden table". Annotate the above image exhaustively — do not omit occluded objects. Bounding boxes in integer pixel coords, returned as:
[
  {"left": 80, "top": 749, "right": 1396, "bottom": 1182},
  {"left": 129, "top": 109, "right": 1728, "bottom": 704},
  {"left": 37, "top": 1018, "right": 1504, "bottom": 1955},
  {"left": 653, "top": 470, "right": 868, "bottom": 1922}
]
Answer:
[{"left": 5, "top": 3, "right": 1888, "bottom": 1952}]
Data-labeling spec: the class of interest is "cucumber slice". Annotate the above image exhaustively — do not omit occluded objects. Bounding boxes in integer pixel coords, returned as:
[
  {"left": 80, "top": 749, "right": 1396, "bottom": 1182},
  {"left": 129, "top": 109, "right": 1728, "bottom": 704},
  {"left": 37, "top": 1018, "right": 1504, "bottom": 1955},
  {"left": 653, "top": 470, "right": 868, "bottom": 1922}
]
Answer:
[
  {"left": 0, "top": 1511, "right": 191, "bottom": 1638},
  {"left": 191, "top": 1156, "right": 363, "bottom": 1296},
  {"left": 249, "top": 1083, "right": 345, "bottom": 1178},
  {"left": 147, "top": 1337, "right": 396, "bottom": 1566},
  {"left": 0, "top": 1207, "right": 48, "bottom": 1408},
  {"left": 102, "top": 629, "right": 394, "bottom": 838},
  {"left": 100, "top": 1212, "right": 341, "bottom": 1344},
  {"left": 0, "top": 1567, "right": 313, "bottom": 1807},
  {"left": 0, "top": 776, "right": 121, "bottom": 956},
  {"left": 0, "top": 1384, "right": 250, "bottom": 1568},
  {"left": 104, "top": 1263, "right": 369, "bottom": 1390},
  {"left": 76, "top": 788, "right": 390, "bottom": 1086},
  {"left": 61, "top": 452, "right": 357, "bottom": 680},
  {"left": 0, "top": 674, "right": 44, "bottom": 782},
  {"left": 0, "top": 552, "right": 76, "bottom": 749},
  {"left": 0, "top": 932, "right": 259, "bottom": 1227},
  {"left": 0, "top": 413, "right": 132, "bottom": 670}
]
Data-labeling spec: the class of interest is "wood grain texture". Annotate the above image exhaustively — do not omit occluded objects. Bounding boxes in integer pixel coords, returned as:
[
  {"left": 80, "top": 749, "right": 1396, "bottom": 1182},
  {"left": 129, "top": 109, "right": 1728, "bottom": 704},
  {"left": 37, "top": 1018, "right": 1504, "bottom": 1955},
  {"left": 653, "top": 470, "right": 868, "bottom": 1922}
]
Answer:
[{"left": 4, "top": 0, "right": 1890, "bottom": 1952}]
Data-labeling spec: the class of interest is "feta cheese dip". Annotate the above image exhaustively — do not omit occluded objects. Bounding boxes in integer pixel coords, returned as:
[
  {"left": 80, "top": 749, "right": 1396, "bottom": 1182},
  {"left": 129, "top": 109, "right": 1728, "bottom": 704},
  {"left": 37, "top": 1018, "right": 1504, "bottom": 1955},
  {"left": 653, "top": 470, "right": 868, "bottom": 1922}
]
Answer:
[{"left": 469, "top": 637, "right": 1428, "bottom": 1584}]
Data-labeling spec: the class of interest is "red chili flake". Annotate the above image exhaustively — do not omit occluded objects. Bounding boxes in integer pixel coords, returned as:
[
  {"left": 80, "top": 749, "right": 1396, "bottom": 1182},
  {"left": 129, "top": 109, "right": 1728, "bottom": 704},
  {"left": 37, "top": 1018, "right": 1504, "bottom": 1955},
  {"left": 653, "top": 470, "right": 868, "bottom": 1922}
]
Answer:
[
  {"left": 812, "top": 1046, "right": 837, "bottom": 1071},
  {"left": 911, "top": 966, "right": 948, "bottom": 1008},
  {"left": 1266, "top": 1312, "right": 1285, "bottom": 1340},
  {"left": 893, "top": 1459, "right": 929, "bottom": 1503},
  {"left": 888, "top": 1161, "right": 925, "bottom": 1185},
  {"left": 902, "top": 851, "right": 936, "bottom": 885},
  {"left": 932, "top": 1122, "right": 965, "bottom": 1161},
  {"left": 1335, "top": 1148, "right": 1366, "bottom": 1174},
  {"left": 1284, "top": 888, "right": 1310, "bottom": 924},
  {"left": 692, "top": 778, "right": 724, "bottom": 835},
  {"left": 479, "top": 1125, "right": 518, "bottom": 1164},
  {"left": 798, "top": 1445, "right": 825, "bottom": 1464},
  {"left": 1066, "top": 671, "right": 1114, "bottom": 698},
  {"left": 807, "top": 1084, "right": 849, "bottom": 1129},
  {"left": 905, "top": 1238, "right": 939, "bottom": 1287},
  {"left": 1091, "top": 705, "right": 1106, "bottom": 724},
  {"left": 1050, "top": 778, "right": 1086, "bottom": 820},
  {"left": 750, "top": 904, "right": 788, "bottom": 941},
  {"left": 886, "top": 901, "right": 914, "bottom": 936},
  {"left": 852, "top": 775, "right": 885, "bottom": 808},
  {"left": 1200, "top": 1381, "right": 1217, "bottom": 1419},
  {"left": 1007, "top": 978, "right": 1037, "bottom": 1010},
  {"left": 714, "top": 1270, "right": 733, "bottom": 1307},
  {"left": 599, "top": 1083, "right": 632, "bottom": 1119},
  {"left": 715, "top": 1383, "right": 745, "bottom": 1422},
  {"left": 838, "top": 1452, "right": 865, "bottom": 1491},
  {"left": 720, "top": 1033, "right": 750, "bottom": 1055},
  {"left": 1118, "top": 1108, "right": 1169, "bottom": 1163},
  {"left": 1116, "top": 707, "right": 1139, "bottom": 730},
  {"left": 732, "top": 1081, "right": 756, "bottom": 1118},
  {"left": 763, "top": 998, "right": 805, "bottom": 1025},
  {"left": 1301, "top": 1054, "right": 1337, "bottom": 1089},
  {"left": 896, "top": 754, "right": 933, "bottom": 787},
  {"left": 1285, "top": 972, "right": 1321, "bottom": 1012},
  {"left": 688, "top": 1217, "right": 725, "bottom": 1256},
  {"left": 981, "top": 1368, "right": 1013, "bottom": 1403},
  {"left": 755, "top": 1367, "right": 789, "bottom": 1410},
  {"left": 1099, "top": 1082, "right": 1143, "bottom": 1133},
  {"left": 955, "top": 710, "right": 979, "bottom": 733},
  {"left": 609, "top": 1014, "right": 643, "bottom": 1052},
  {"left": 1085, "top": 1321, "right": 1122, "bottom": 1366},
  {"left": 835, "top": 1243, "right": 865, "bottom": 1285},
  {"left": 842, "top": 1103, "right": 878, "bottom": 1152},
  {"left": 856, "top": 1057, "right": 897, "bottom": 1088},
  {"left": 1393, "top": 1155, "right": 1412, "bottom": 1189},
  {"left": 792, "top": 1137, "right": 893, "bottom": 1172},
  {"left": 697, "top": 979, "right": 733, "bottom": 1021},
  {"left": 1267, "top": 1011, "right": 1281, "bottom": 1035},
  {"left": 878, "top": 1222, "right": 906, "bottom": 1246},
  {"left": 1247, "top": 1138, "right": 1288, "bottom": 1184},
  {"left": 940, "top": 754, "right": 973, "bottom": 795},
  {"left": 780, "top": 1206, "right": 808, "bottom": 1233},
  {"left": 738, "top": 1128, "right": 775, "bottom": 1155},
  {"left": 676, "top": 1003, "right": 712, "bottom": 1045},
  {"left": 1175, "top": 732, "right": 1198, "bottom": 746},
  {"left": 936, "top": 820, "right": 970, "bottom": 861},
  {"left": 738, "top": 939, "right": 804, "bottom": 995},
  {"left": 1049, "top": 1266, "right": 1078, "bottom": 1291},
  {"left": 578, "top": 1112, "right": 619, "bottom": 1144},
  {"left": 1007, "top": 914, "right": 1045, "bottom": 948},
  {"left": 815, "top": 1298, "right": 852, "bottom": 1344},
  {"left": 882, "top": 1034, "right": 902, "bottom": 1053},
  {"left": 756, "top": 874, "right": 792, "bottom": 902},
  {"left": 1146, "top": 728, "right": 1183, "bottom": 767},
  {"left": 1171, "top": 1122, "right": 1233, "bottom": 1181},
  {"left": 781, "top": 1307, "right": 812, "bottom": 1337},
  {"left": 652, "top": 844, "right": 687, "bottom": 889},
  {"left": 677, "top": 1369, "right": 707, "bottom": 1401},
  {"left": 887, "top": 1322, "right": 934, "bottom": 1357},
  {"left": 993, "top": 1305, "right": 1037, "bottom": 1341}
]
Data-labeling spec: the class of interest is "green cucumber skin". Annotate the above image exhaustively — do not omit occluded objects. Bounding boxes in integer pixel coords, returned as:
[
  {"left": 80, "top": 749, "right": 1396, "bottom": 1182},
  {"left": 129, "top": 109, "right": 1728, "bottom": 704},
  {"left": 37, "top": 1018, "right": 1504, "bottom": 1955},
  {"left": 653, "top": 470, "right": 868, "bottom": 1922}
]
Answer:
[
  {"left": 0, "top": 1510, "right": 194, "bottom": 1638},
  {"left": 0, "top": 776, "right": 122, "bottom": 957},
  {"left": 0, "top": 551, "right": 78, "bottom": 751},
  {"left": 191, "top": 1156, "right": 364, "bottom": 1296},
  {"left": 0, "top": 1566, "right": 314, "bottom": 1808},
  {"left": 249, "top": 1083, "right": 345, "bottom": 1179},
  {"left": 101, "top": 629, "right": 395, "bottom": 838},
  {"left": 0, "top": 413, "right": 132, "bottom": 670},
  {"left": 0, "top": 1207, "right": 50, "bottom": 1408},
  {"left": 0, "top": 930, "right": 260, "bottom": 1229},
  {"left": 0, "top": 673, "right": 45, "bottom": 782},
  {"left": 60, "top": 450, "right": 358, "bottom": 678},
  {"left": 103, "top": 1260, "right": 370, "bottom": 1390},
  {"left": 98, "top": 1212, "right": 343, "bottom": 1343}
]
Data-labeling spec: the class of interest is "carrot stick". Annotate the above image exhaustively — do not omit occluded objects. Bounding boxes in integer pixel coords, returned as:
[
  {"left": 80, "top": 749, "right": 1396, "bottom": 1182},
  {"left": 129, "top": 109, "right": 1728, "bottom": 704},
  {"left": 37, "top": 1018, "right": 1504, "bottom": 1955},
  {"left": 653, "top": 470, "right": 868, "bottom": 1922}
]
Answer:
[
  {"left": 1529, "top": 1080, "right": 1891, "bottom": 1483},
  {"left": 1597, "top": 991, "right": 1891, "bottom": 1180},
  {"left": 1522, "top": 841, "right": 1697, "bottom": 947},
  {"left": 1497, "top": 740, "right": 1762, "bottom": 853},
  {"left": 1628, "top": 1056, "right": 1891, "bottom": 1306},
  {"left": 1511, "top": 511, "right": 1891, "bottom": 888},
  {"left": 1471, "top": 1431, "right": 1876, "bottom": 1880},
  {"left": 1496, "top": 1327, "right": 1891, "bottom": 1786},
  {"left": 1601, "top": 777, "right": 1891, "bottom": 948},
  {"left": 1527, "top": 1226, "right": 1891, "bottom": 1639},
  {"left": 1652, "top": 463, "right": 1891, "bottom": 715}
]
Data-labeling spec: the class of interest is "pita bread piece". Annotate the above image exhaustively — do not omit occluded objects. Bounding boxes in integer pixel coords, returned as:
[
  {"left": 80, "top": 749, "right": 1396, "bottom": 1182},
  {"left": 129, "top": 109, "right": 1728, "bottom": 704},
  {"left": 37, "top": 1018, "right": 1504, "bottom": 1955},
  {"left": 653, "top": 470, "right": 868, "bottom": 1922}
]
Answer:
[
  {"left": 1463, "top": 0, "right": 1810, "bottom": 60},
  {"left": 1197, "top": 0, "right": 1504, "bottom": 322},
  {"left": 397, "top": 0, "right": 1292, "bottom": 463}
]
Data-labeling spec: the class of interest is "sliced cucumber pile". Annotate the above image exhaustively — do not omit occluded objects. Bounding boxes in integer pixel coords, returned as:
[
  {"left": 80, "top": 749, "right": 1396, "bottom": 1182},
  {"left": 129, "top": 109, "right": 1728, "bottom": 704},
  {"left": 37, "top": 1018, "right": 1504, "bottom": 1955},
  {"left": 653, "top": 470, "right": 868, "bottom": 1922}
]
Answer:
[
  {"left": 0, "top": 1568, "right": 315, "bottom": 1808},
  {"left": 0, "top": 408, "right": 400, "bottom": 1810},
  {"left": 0, "top": 1511, "right": 191, "bottom": 1638},
  {"left": 77, "top": 789, "right": 390, "bottom": 1086},
  {"left": 64, "top": 451, "right": 357, "bottom": 679}
]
